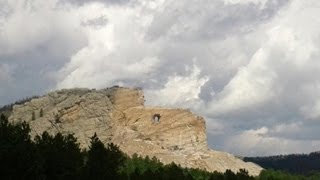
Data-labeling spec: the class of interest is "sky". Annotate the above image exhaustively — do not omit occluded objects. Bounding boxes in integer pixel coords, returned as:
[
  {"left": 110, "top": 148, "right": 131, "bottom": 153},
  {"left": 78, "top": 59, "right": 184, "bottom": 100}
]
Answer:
[{"left": 1, "top": 0, "right": 320, "bottom": 156}]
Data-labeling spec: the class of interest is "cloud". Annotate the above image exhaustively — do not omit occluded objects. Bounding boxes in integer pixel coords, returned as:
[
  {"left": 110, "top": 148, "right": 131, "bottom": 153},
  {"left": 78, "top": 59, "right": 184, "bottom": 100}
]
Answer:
[
  {"left": 0, "top": 64, "right": 13, "bottom": 82},
  {"left": 54, "top": 2, "right": 163, "bottom": 89},
  {"left": 224, "top": 127, "right": 320, "bottom": 156},
  {"left": 0, "top": 0, "right": 86, "bottom": 56},
  {"left": 81, "top": 15, "right": 108, "bottom": 28},
  {"left": 207, "top": 50, "right": 278, "bottom": 117},
  {"left": 0, "top": 63, "right": 14, "bottom": 103},
  {"left": 0, "top": 0, "right": 87, "bottom": 104},
  {"left": 204, "top": 0, "right": 320, "bottom": 156},
  {"left": 145, "top": 64, "right": 209, "bottom": 108},
  {"left": 4, "top": 0, "right": 320, "bottom": 157},
  {"left": 209, "top": 0, "right": 320, "bottom": 121},
  {"left": 60, "top": 0, "right": 132, "bottom": 6},
  {"left": 146, "top": 0, "right": 289, "bottom": 41}
]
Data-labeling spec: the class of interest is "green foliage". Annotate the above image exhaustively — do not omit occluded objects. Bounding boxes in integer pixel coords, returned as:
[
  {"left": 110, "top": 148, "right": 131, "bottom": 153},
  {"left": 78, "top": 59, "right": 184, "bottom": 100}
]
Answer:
[
  {"left": 119, "top": 155, "right": 257, "bottom": 180},
  {"left": 187, "top": 168, "right": 212, "bottom": 180},
  {"left": 0, "top": 114, "right": 42, "bottom": 179},
  {"left": 2, "top": 113, "right": 320, "bottom": 180},
  {"left": 244, "top": 152, "right": 320, "bottom": 175},
  {"left": 82, "top": 133, "right": 125, "bottom": 180},
  {"left": 34, "top": 132, "right": 83, "bottom": 180},
  {"left": 162, "top": 162, "right": 192, "bottom": 180},
  {"left": 120, "top": 153, "right": 163, "bottom": 177},
  {"left": 259, "top": 170, "right": 306, "bottom": 180},
  {"left": 237, "top": 169, "right": 255, "bottom": 180},
  {"left": 307, "top": 171, "right": 320, "bottom": 180}
]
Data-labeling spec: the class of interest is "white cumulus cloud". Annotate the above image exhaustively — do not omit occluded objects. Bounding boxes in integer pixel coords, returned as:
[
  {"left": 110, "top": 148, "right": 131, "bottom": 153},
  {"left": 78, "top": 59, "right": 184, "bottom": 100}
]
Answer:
[{"left": 4, "top": 0, "right": 320, "bottom": 156}]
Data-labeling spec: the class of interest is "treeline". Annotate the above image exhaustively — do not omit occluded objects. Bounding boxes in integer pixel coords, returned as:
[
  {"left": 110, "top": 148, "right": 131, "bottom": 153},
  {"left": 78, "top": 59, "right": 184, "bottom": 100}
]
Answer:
[
  {"left": 245, "top": 153, "right": 320, "bottom": 176},
  {"left": 1, "top": 114, "right": 320, "bottom": 180},
  {"left": 0, "top": 114, "right": 255, "bottom": 180},
  {"left": 0, "top": 96, "right": 39, "bottom": 117}
]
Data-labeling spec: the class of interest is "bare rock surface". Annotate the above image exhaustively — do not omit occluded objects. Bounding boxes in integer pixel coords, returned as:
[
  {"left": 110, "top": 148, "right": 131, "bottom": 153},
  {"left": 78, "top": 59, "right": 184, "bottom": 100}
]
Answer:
[{"left": 9, "top": 87, "right": 262, "bottom": 176}]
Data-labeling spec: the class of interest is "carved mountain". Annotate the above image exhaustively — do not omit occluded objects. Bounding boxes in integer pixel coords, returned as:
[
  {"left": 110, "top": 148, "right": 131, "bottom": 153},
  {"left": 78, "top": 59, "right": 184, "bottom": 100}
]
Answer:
[{"left": 8, "top": 87, "right": 262, "bottom": 176}]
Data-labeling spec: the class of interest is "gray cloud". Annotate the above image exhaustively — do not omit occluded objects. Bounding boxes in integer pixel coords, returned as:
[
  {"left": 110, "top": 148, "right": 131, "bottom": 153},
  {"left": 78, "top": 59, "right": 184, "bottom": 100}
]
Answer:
[
  {"left": 81, "top": 16, "right": 108, "bottom": 28},
  {"left": 0, "top": 0, "right": 87, "bottom": 105},
  {"left": 60, "top": 0, "right": 131, "bottom": 6},
  {"left": 146, "top": 0, "right": 289, "bottom": 41},
  {"left": 3, "top": 0, "right": 320, "bottom": 157}
]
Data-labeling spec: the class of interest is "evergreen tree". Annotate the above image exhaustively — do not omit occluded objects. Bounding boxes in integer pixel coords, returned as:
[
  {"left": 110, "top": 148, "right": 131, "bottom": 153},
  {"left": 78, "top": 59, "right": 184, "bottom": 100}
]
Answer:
[
  {"left": 209, "top": 171, "right": 224, "bottom": 180},
  {"left": 83, "top": 133, "right": 125, "bottom": 180},
  {"left": 237, "top": 169, "right": 254, "bottom": 180},
  {"left": 0, "top": 114, "right": 43, "bottom": 179},
  {"left": 162, "top": 162, "right": 191, "bottom": 180},
  {"left": 224, "top": 169, "right": 237, "bottom": 180},
  {"left": 35, "top": 132, "right": 83, "bottom": 180}
]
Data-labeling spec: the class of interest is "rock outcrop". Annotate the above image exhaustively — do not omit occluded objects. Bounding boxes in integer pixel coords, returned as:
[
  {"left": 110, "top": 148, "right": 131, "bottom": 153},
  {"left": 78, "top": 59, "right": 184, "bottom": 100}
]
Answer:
[{"left": 8, "top": 87, "right": 262, "bottom": 176}]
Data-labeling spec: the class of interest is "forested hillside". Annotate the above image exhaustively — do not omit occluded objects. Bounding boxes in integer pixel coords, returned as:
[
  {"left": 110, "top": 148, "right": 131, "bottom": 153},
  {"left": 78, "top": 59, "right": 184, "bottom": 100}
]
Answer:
[{"left": 245, "top": 152, "right": 320, "bottom": 175}]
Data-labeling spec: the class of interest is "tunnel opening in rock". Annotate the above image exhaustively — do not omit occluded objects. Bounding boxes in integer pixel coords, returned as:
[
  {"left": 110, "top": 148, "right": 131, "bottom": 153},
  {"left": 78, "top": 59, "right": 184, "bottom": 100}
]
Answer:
[{"left": 153, "top": 114, "right": 161, "bottom": 123}]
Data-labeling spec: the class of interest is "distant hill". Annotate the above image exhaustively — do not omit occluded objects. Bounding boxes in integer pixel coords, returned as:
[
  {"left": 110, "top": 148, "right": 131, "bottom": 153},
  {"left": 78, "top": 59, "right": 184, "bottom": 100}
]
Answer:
[{"left": 244, "top": 152, "right": 320, "bottom": 175}]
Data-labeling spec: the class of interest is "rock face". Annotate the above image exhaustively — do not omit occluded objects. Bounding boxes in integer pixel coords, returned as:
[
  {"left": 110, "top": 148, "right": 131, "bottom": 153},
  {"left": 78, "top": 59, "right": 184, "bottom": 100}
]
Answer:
[{"left": 8, "top": 87, "right": 262, "bottom": 176}]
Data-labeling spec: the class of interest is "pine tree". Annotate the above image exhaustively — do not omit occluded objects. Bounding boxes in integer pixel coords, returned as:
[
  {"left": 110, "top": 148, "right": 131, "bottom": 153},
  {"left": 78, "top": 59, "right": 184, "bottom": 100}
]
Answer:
[
  {"left": 35, "top": 132, "right": 83, "bottom": 180},
  {"left": 83, "top": 133, "right": 124, "bottom": 180},
  {"left": 0, "top": 114, "right": 43, "bottom": 179}
]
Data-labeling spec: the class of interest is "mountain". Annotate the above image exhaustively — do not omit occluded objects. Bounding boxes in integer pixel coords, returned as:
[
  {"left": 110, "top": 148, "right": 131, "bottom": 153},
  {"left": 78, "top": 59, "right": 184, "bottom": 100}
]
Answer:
[
  {"left": 5, "top": 86, "right": 262, "bottom": 176},
  {"left": 244, "top": 152, "right": 320, "bottom": 175}
]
